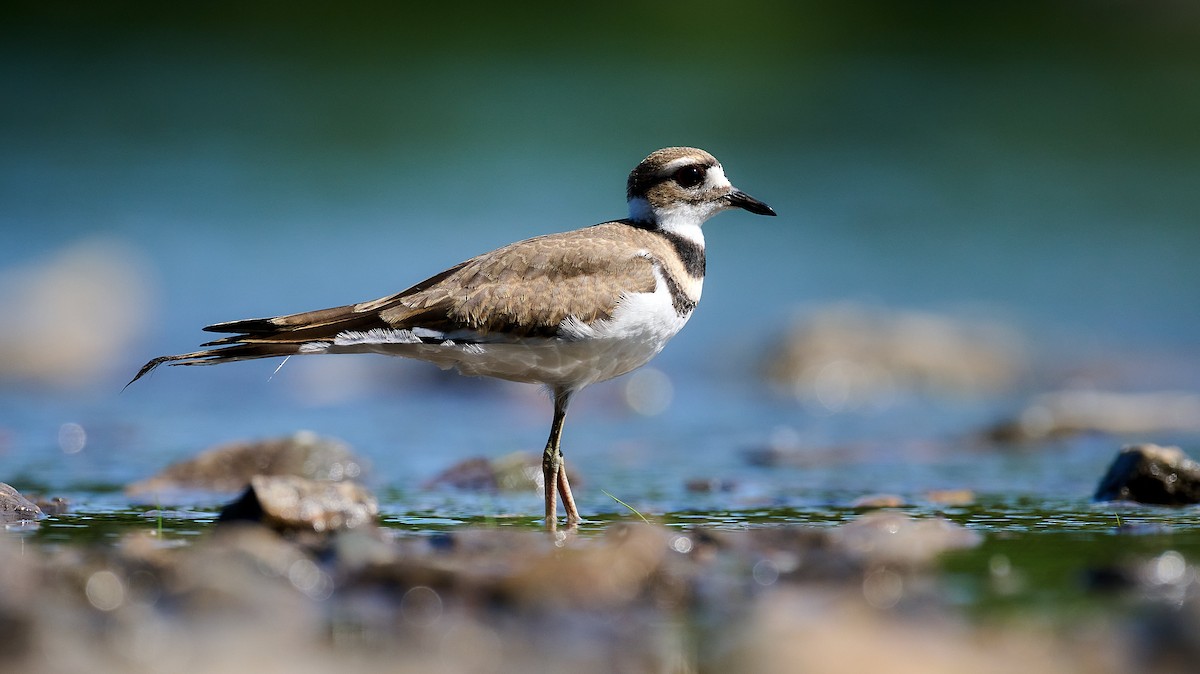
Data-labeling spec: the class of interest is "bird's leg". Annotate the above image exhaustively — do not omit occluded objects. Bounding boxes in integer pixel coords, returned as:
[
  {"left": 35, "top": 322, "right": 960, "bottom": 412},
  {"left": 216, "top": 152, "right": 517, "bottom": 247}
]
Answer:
[
  {"left": 542, "top": 389, "right": 573, "bottom": 531},
  {"left": 558, "top": 455, "right": 580, "bottom": 527},
  {"left": 542, "top": 446, "right": 559, "bottom": 532}
]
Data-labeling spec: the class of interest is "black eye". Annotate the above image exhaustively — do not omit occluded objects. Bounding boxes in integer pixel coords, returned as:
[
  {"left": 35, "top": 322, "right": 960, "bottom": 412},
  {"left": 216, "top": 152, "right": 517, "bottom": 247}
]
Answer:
[{"left": 673, "top": 164, "right": 706, "bottom": 188}]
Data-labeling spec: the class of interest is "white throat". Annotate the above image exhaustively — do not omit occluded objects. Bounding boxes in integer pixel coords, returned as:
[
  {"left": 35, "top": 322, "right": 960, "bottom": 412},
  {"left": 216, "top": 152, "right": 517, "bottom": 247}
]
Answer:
[{"left": 627, "top": 197, "right": 711, "bottom": 247}]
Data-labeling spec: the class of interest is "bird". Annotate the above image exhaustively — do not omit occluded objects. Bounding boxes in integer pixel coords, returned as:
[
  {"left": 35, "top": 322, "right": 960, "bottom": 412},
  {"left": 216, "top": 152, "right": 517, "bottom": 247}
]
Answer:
[{"left": 129, "top": 147, "right": 776, "bottom": 531}]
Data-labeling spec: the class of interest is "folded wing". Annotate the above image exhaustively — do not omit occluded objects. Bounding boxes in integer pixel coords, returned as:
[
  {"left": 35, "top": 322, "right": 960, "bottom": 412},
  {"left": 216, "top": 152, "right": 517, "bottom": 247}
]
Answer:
[{"left": 128, "top": 223, "right": 657, "bottom": 385}]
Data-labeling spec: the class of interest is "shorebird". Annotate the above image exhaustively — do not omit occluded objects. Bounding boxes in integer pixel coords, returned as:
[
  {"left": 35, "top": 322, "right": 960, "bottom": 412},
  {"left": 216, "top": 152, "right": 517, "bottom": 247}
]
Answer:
[{"left": 130, "top": 147, "right": 776, "bottom": 530}]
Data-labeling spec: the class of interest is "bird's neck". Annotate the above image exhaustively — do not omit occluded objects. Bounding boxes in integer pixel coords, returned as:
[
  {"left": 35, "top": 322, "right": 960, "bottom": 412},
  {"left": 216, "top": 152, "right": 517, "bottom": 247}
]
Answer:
[{"left": 626, "top": 197, "right": 707, "bottom": 248}]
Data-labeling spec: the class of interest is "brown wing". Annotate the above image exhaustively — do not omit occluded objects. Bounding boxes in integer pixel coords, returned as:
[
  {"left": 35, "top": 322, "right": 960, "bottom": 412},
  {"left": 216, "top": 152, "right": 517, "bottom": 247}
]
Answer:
[
  {"left": 126, "top": 222, "right": 659, "bottom": 386},
  {"left": 207, "top": 221, "right": 657, "bottom": 345},
  {"left": 379, "top": 223, "right": 658, "bottom": 338}
]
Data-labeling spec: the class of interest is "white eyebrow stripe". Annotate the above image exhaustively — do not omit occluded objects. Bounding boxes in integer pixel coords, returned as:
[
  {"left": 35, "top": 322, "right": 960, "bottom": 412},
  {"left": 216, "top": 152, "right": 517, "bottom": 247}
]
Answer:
[{"left": 661, "top": 156, "right": 709, "bottom": 173}]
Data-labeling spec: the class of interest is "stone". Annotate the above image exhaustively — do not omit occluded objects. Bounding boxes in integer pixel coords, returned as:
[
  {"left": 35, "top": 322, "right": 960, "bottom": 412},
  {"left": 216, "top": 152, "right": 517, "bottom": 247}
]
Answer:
[
  {"left": 762, "top": 303, "right": 1025, "bottom": 411},
  {"left": 1094, "top": 444, "right": 1200, "bottom": 506},
  {"left": 0, "top": 483, "right": 43, "bottom": 524},
  {"left": 830, "top": 511, "right": 982, "bottom": 568},
  {"left": 422, "top": 451, "right": 580, "bottom": 493},
  {"left": 850, "top": 494, "right": 907, "bottom": 509},
  {"left": 218, "top": 475, "right": 379, "bottom": 533},
  {"left": 985, "top": 390, "right": 1200, "bottom": 442},
  {"left": 127, "top": 430, "right": 367, "bottom": 495},
  {"left": 924, "top": 489, "right": 975, "bottom": 506}
]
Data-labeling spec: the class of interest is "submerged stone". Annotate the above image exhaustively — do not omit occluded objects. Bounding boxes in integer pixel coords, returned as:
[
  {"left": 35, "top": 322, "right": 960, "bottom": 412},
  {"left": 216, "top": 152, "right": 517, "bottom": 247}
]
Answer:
[{"left": 1094, "top": 443, "right": 1200, "bottom": 506}]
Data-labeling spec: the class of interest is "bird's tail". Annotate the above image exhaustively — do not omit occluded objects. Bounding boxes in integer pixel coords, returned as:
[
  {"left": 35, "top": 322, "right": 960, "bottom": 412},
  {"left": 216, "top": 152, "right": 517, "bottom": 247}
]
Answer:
[
  {"left": 125, "top": 342, "right": 304, "bottom": 388},
  {"left": 124, "top": 297, "right": 407, "bottom": 389}
]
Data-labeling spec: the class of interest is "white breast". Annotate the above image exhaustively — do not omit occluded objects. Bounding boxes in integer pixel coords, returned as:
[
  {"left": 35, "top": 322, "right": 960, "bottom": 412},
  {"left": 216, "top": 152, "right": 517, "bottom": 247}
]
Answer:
[{"left": 545, "top": 265, "right": 696, "bottom": 387}]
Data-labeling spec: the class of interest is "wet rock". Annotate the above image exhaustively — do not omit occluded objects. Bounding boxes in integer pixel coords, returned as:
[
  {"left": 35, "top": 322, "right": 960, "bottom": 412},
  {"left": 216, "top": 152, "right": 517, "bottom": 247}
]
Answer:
[
  {"left": 423, "top": 451, "right": 580, "bottom": 492},
  {"left": 218, "top": 475, "right": 379, "bottom": 533},
  {"left": 762, "top": 304, "right": 1025, "bottom": 410},
  {"left": 1094, "top": 444, "right": 1200, "bottom": 506},
  {"left": 127, "top": 430, "right": 367, "bottom": 496},
  {"left": 0, "top": 482, "right": 43, "bottom": 523},
  {"left": 986, "top": 390, "right": 1200, "bottom": 442}
]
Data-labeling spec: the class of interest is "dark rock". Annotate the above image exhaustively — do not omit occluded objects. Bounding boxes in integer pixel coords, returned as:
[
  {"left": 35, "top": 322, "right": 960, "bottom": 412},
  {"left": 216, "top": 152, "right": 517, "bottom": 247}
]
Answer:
[
  {"left": 423, "top": 457, "right": 495, "bottom": 491},
  {"left": 127, "top": 430, "right": 367, "bottom": 495},
  {"left": 218, "top": 475, "right": 379, "bottom": 533},
  {"left": 1094, "top": 444, "right": 1200, "bottom": 506},
  {"left": 684, "top": 477, "right": 739, "bottom": 493},
  {"left": 423, "top": 451, "right": 580, "bottom": 493},
  {"left": 0, "top": 483, "right": 43, "bottom": 523}
]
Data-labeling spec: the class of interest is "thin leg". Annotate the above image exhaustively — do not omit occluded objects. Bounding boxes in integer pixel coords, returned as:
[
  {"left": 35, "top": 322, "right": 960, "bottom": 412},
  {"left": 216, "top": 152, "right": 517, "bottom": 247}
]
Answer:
[
  {"left": 558, "top": 457, "right": 580, "bottom": 527},
  {"left": 541, "top": 389, "right": 572, "bottom": 531}
]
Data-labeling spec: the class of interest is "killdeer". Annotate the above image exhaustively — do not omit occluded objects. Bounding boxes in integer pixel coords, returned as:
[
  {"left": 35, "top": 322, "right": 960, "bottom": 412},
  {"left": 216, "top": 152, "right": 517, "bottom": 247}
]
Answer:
[{"left": 129, "top": 147, "right": 775, "bottom": 530}]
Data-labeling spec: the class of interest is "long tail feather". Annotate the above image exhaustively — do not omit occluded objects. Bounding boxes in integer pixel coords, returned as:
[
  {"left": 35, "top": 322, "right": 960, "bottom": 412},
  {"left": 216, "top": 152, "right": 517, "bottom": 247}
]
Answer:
[{"left": 125, "top": 343, "right": 301, "bottom": 388}]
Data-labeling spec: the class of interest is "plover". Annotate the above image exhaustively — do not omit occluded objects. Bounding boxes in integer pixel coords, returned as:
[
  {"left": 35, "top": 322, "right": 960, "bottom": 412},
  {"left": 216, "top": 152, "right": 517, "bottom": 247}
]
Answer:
[{"left": 129, "top": 147, "right": 776, "bottom": 530}]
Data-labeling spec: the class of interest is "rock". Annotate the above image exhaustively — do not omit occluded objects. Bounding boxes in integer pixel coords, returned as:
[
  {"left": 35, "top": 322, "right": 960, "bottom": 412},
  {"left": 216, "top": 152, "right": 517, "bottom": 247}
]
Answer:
[
  {"left": 985, "top": 390, "right": 1200, "bottom": 442},
  {"left": 0, "top": 532, "right": 38, "bottom": 658},
  {"left": 850, "top": 494, "right": 907, "bottom": 509},
  {"left": 830, "top": 511, "right": 982, "bottom": 568},
  {"left": 127, "top": 430, "right": 367, "bottom": 496},
  {"left": 32, "top": 495, "right": 70, "bottom": 516},
  {"left": 0, "top": 483, "right": 43, "bottom": 524},
  {"left": 762, "top": 304, "right": 1025, "bottom": 410},
  {"left": 422, "top": 451, "right": 580, "bottom": 493},
  {"left": 684, "top": 477, "right": 739, "bottom": 493},
  {"left": 715, "top": 587, "right": 1119, "bottom": 674},
  {"left": 1094, "top": 444, "right": 1200, "bottom": 506},
  {"left": 218, "top": 475, "right": 379, "bottom": 533},
  {"left": 924, "top": 489, "right": 975, "bottom": 506}
]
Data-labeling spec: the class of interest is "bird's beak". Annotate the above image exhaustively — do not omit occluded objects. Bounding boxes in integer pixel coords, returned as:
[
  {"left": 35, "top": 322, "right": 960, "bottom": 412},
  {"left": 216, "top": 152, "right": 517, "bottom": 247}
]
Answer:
[{"left": 726, "top": 189, "right": 777, "bottom": 216}]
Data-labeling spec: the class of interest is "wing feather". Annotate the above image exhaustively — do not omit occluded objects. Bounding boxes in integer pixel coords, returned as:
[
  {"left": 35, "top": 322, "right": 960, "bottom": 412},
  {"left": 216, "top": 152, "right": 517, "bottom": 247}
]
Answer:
[
  {"left": 128, "top": 222, "right": 662, "bottom": 385},
  {"left": 204, "top": 221, "right": 658, "bottom": 343}
]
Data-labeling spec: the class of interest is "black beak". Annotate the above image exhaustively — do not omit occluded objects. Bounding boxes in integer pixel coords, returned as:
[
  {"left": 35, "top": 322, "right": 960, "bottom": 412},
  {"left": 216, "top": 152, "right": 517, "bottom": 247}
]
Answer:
[{"left": 727, "top": 189, "right": 777, "bottom": 217}]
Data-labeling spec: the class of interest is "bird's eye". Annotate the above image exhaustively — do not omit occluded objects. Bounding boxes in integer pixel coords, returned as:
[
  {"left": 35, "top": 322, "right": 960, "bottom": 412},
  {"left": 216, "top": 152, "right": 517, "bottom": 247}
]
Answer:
[{"left": 673, "top": 165, "right": 706, "bottom": 189}]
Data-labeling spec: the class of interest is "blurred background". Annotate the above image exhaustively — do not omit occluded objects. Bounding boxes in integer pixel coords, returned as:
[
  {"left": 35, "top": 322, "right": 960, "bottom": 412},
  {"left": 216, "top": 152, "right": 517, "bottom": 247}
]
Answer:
[{"left": 1, "top": 1, "right": 1198, "bottom": 513}]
